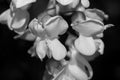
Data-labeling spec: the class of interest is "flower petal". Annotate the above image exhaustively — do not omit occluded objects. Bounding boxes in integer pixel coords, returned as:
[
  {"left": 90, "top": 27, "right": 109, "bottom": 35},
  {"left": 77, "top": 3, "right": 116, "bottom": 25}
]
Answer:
[
  {"left": 0, "top": 9, "right": 13, "bottom": 30},
  {"left": 72, "top": 20, "right": 104, "bottom": 37},
  {"left": 29, "top": 18, "right": 45, "bottom": 38},
  {"left": 69, "top": 0, "right": 79, "bottom": 9},
  {"left": 47, "top": 39, "right": 67, "bottom": 61},
  {"left": 94, "top": 39, "right": 104, "bottom": 55},
  {"left": 71, "top": 11, "right": 86, "bottom": 24},
  {"left": 81, "top": 0, "right": 90, "bottom": 8},
  {"left": 69, "top": 46, "right": 93, "bottom": 79},
  {"left": 45, "top": 16, "right": 68, "bottom": 39},
  {"left": 11, "top": 9, "right": 29, "bottom": 33},
  {"left": 68, "top": 64, "right": 88, "bottom": 80},
  {"left": 56, "top": 0, "right": 74, "bottom": 5},
  {"left": 14, "top": 30, "right": 36, "bottom": 41},
  {"left": 36, "top": 40, "right": 48, "bottom": 61},
  {"left": 84, "top": 8, "right": 108, "bottom": 21},
  {"left": 12, "top": 0, "right": 36, "bottom": 8},
  {"left": 74, "top": 34, "right": 96, "bottom": 56}
]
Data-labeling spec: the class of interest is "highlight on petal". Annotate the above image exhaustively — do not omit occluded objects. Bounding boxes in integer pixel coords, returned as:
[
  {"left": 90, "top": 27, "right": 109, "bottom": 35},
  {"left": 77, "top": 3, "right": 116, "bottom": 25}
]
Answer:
[
  {"left": 72, "top": 20, "right": 104, "bottom": 37},
  {"left": 56, "top": 0, "right": 74, "bottom": 5},
  {"left": 47, "top": 39, "right": 67, "bottom": 61},
  {"left": 0, "top": 9, "right": 13, "bottom": 30},
  {"left": 81, "top": 0, "right": 90, "bottom": 8},
  {"left": 36, "top": 40, "right": 48, "bottom": 61},
  {"left": 45, "top": 16, "right": 68, "bottom": 38},
  {"left": 84, "top": 8, "right": 108, "bottom": 21},
  {"left": 12, "top": 0, "right": 36, "bottom": 8},
  {"left": 11, "top": 9, "right": 29, "bottom": 32},
  {"left": 74, "top": 34, "right": 96, "bottom": 56}
]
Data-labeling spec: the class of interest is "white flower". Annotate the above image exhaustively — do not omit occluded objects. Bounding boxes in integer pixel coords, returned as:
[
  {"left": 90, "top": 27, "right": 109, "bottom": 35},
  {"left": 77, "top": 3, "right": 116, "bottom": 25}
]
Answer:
[
  {"left": 0, "top": 8, "right": 29, "bottom": 34},
  {"left": 71, "top": 10, "right": 113, "bottom": 56},
  {"left": 28, "top": 15, "right": 68, "bottom": 61}
]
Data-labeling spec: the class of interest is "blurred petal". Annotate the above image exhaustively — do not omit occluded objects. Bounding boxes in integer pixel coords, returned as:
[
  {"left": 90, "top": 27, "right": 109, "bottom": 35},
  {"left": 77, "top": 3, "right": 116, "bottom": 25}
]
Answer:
[
  {"left": 68, "top": 64, "right": 88, "bottom": 80},
  {"left": 12, "top": 0, "right": 36, "bottom": 8},
  {"left": 72, "top": 20, "right": 104, "bottom": 37},
  {"left": 74, "top": 34, "right": 96, "bottom": 56},
  {"left": 94, "top": 39, "right": 104, "bottom": 55},
  {"left": 81, "top": 0, "right": 90, "bottom": 8},
  {"left": 70, "top": 46, "right": 93, "bottom": 79},
  {"left": 0, "top": 9, "right": 13, "bottom": 30},
  {"left": 47, "top": 39, "right": 67, "bottom": 61},
  {"left": 56, "top": 0, "right": 74, "bottom": 5},
  {"left": 84, "top": 8, "right": 108, "bottom": 21},
  {"left": 11, "top": 9, "right": 29, "bottom": 32},
  {"left": 14, "top": 30, "right": 36, "bottom": 41},
  {"left": 36, "top": 40, "right": 48, "bottom": 61},
  {"left": 67, "top": 0, "right": 79, "bottom": 9},
  {"left": 45, "top": 16, "right": 68, "bottom": 38}
]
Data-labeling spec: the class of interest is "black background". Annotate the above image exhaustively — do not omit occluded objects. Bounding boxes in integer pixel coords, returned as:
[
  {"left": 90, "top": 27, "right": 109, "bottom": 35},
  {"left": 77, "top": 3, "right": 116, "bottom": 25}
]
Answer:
[{"left": 0, "top": 0, "right": 120, "bottom": 80}]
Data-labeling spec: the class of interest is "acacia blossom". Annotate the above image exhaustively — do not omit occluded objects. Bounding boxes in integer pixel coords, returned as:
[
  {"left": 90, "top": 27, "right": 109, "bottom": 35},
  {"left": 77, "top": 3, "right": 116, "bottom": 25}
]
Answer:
[
  {"left": 0, "top": 0, "right": 113, "bottom": 80},
  {"left": 27, "top": 15, "right": 68, "bottom": 61}
]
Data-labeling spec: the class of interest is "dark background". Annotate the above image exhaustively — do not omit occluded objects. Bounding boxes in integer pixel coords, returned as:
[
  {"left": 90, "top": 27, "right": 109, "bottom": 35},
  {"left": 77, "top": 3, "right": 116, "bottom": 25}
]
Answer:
[{"left": 0, "top": 0, "right": 120, "bottom": 80}]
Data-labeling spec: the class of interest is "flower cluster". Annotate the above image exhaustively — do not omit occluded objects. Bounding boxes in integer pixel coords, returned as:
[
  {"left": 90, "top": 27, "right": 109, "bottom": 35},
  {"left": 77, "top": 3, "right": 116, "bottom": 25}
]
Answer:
[{"left": 0, "top": 0, "right": 113, "bottom": 80}]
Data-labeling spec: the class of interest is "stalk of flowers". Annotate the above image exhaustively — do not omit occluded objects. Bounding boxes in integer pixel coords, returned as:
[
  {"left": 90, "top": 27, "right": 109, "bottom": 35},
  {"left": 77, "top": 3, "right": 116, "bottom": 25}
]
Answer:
[{"left": 0, "top": 0, "right": 113, "bottom": 80}]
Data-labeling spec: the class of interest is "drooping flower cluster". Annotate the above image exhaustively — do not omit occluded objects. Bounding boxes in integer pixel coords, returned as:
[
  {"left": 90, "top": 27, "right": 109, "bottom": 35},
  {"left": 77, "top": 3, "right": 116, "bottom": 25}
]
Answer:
[{"left": 0, "top": 0, "right": 113, "bottom": 80}]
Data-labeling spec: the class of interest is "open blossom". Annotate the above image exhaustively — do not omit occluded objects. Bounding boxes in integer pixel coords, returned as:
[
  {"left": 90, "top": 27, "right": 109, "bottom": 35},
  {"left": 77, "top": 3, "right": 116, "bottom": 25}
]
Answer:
[
  {"left": 0, "top": 0, "right": 31, "bottom": 34},
  {"left": 71, "top": 9, "right": 113, "bottom": 56},
  {"left": 28, "top": 15, "right": 68, "bottom": 61}
]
